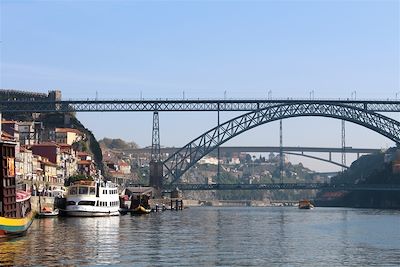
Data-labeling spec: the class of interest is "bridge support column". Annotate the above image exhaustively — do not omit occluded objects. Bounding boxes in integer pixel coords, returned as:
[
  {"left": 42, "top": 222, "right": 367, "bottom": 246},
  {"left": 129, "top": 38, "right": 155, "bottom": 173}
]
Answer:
[
  {"left": 149, "top": 111, "right": 163, "bottom": 195},
  {"left": 149, "top": 161, "right": 163, "bottom": 189}
]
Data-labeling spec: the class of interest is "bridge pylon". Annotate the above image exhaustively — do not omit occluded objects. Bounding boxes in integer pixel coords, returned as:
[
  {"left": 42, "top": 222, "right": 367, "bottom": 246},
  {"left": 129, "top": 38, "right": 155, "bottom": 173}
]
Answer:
[{"left": 149, "top": 111, "right": 163, "bottom": 190}]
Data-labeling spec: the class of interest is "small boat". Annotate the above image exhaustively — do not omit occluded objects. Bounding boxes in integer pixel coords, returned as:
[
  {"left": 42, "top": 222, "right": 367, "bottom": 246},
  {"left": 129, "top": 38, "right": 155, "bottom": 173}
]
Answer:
[
  {"left": 128, "top": 192, "right": 151, "bottom": 215},
  {"left": 37, "top": 207, "right": 59, "bottom": 218},
  {"left": 131, "top": 205, "right": 151, "bottom": 215},
  {"left": 298, "top": 199, "right": 314, "bottom": 209}
]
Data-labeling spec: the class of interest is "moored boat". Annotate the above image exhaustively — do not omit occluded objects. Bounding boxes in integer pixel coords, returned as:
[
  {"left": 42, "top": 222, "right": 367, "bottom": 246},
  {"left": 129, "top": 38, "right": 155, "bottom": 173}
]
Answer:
[
  {"left": 64, "top": 180, "right": 120, "bottom": 217},
  {"left": 0, "top": 140, "right": 34, "bottom": 239},
  {"left": 131, "top": 205, "right": 151, "bottom": 215},
  {"left": 298, "top": 199, "right": 314, "bottom": 209},
  {"left": 37, "top": 207, "right": 59, "bottom": 218}
]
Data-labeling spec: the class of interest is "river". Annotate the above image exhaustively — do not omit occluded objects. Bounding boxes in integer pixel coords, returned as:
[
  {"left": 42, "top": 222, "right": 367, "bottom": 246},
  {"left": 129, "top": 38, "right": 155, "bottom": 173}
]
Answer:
[{"left": 1, "top": 207, "right": 399, "bottom": 266}]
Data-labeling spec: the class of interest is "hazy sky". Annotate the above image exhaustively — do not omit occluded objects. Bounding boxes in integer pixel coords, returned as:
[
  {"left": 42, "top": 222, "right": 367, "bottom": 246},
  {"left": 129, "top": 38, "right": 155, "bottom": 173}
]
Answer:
[{"left": 1, "top": 0, "right": 399, "bottom": 171}]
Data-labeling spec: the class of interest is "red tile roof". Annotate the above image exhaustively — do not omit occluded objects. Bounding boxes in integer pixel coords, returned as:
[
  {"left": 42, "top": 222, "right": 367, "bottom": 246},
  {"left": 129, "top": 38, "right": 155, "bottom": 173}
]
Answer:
[
  {"left": 78, "top": 160, "right": 92, "bottom": 165},
  {"left": 77, "top": 151, "right": 91, "bottom": 156},
  {"left": 31, "top": 142, "right": 59, "bottom": 147},
  {"left": 1, "top": 131, "right": 15, "bottom": 141},
  {"left": 55, "top": 128, "right": 83, "bottom": 135}
]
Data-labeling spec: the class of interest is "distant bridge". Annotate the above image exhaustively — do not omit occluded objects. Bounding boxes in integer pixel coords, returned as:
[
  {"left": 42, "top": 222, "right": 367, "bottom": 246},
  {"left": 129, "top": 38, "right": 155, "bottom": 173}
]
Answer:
[
  {"left": 130, "top": 146, "right": 380, "bottom": 169},
  {"left": 163, "top": 183, "right": 400, "bottom": 191}
]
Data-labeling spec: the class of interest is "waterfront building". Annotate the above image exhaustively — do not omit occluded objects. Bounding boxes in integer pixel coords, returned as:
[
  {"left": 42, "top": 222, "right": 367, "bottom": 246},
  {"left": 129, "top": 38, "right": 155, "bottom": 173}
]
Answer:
[
  {"left": 58, "top": 144, "right": 78, "bottom": 182},
  {"left": 15, "top": 146, "right": 33, "bottom": 183},
  {"left": 31, "top": 142, "right": 61, "bottom": 165},
  {"left": 77, "top": 152, "right": 97, "bottom": 177},
  {"left": 118, "top": 160, "right": 131, "bottom": 174},
  {"left": 198, "top": 156, "right": 219, "bottom": 165},
  {"left": 18, "top": 121, "right": 43, "bottom": 145},
  {"left": 1, "top": 120, "right": 20, "bottom": 155},
  {"left": 55, "top": 127, "right": 84, "bottom": 145},
  {"left": 40, "top": 157, "right": 59, "bottom": 188}
]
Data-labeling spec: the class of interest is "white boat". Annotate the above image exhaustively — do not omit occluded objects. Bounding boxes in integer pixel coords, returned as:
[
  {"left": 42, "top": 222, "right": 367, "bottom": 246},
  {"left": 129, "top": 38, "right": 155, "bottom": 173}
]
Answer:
[
  {"left": 37, "top": 207, "right": 59, "bottom": 218},
  {"left": 64, "top": 180, "right": 120, "bottom": 217}
]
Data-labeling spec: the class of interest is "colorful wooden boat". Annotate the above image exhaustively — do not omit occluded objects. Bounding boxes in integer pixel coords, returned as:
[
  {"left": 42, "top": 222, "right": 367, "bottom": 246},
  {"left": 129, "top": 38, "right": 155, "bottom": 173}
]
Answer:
[
  {"left": 0, "top": 211, "right": 34, "bottom": 239},
  {"left": 0, "top": 140, "right": 34, "bottom": 239}
]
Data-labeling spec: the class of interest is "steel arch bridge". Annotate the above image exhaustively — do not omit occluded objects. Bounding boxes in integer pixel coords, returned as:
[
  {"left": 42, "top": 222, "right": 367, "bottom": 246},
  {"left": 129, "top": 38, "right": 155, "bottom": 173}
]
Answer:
[{"left": 162, "top": 102, "right": 400, "bottom": 184}]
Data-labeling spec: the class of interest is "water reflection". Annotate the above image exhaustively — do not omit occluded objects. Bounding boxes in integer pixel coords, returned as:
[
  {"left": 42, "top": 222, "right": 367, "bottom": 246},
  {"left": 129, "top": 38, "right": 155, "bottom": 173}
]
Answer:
[{"left": 0, "top": 207, "right": 399, "bottom": 266}]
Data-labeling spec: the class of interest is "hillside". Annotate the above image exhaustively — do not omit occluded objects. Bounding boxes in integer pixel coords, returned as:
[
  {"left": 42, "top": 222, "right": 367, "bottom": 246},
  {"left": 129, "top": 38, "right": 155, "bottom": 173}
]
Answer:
[{"left": 315, "top": 148, "right": 400, "bottom": 208}]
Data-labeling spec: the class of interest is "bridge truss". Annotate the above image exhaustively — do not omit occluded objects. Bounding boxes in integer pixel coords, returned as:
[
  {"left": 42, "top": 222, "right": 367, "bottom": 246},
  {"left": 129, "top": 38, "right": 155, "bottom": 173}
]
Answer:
[
  {"left": 2, "top": 99, "right": 400, "bottom": 112},
  {"left": 163, "top": 102, "right": 400, "bottom": 184}
]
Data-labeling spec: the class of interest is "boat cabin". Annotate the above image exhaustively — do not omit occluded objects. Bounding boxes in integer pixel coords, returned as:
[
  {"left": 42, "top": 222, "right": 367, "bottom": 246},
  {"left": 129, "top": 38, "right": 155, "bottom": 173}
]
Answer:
[{"left": 67, "top": 180, "right": 119, "bottom": 208}]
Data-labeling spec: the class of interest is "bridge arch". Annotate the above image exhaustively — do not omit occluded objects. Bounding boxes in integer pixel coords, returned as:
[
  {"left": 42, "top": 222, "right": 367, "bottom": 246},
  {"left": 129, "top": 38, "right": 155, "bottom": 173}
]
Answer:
[{"left": 163, "top": 102, "right": 400, "bottom": 184}]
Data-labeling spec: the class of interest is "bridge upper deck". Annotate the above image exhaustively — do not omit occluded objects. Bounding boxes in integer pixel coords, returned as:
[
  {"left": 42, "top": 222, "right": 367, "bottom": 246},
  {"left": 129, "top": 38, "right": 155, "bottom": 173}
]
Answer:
[{"left": 1, "top": 99, "right": 400, "bottom": 112}]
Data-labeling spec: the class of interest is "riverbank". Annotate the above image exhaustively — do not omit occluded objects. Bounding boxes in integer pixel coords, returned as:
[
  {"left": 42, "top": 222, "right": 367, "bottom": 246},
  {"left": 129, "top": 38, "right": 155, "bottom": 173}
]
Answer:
[{"left": 314, "top": 190, "right": 400, "bottom": 209}]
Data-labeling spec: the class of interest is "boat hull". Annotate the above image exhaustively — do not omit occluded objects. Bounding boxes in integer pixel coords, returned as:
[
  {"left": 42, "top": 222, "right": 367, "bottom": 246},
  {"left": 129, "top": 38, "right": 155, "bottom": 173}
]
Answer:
[
  {"left": 37, "top": 210, "right": 59, "bottom": 218},
  {"left": 298, "top": 200, "right": 314, "bottom": 209},
  {"left": 0, "top": 211, "right": 34, "bottom": 239},
  {"left": 131, "top": 205, "right": 151, "bottom": 215},
  {"left": 63, "top": 210, "right": 120, "bottom": 217}
]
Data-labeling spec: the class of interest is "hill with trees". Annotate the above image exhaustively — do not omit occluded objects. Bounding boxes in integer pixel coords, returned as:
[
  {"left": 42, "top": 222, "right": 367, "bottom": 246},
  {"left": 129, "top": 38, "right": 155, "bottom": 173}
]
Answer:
[{"left": 99, "top": 138, "right": 139, "bottom": 150}]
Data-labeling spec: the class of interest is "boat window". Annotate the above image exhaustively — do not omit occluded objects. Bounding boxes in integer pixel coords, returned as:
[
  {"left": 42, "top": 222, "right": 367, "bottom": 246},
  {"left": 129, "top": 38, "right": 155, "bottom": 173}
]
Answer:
[
  {"left": 69, "top": 187, "right": 77, "bottom": 195},
  {"left": 89, "top": 187, "right": 96, "bottom": 195},
  {"left": 66, "top": 201, "right": 76, "bottom": 206},
  {"left": 78, "top": 201, "right": 95, "bottom": 206},
  {"left": 79, "top": 186, "right": 89, "bottom": 195}
]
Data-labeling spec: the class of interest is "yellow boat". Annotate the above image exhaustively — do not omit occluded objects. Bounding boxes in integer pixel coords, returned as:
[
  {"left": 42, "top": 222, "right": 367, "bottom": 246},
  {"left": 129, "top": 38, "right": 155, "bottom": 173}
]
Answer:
[
  {"left": 131, "top": 205, "right": 151, "bottom": 215},
  {"left": 0, "top": 140, "right": 34, "bottom": 239},
  {"left": 0, "top": 211, "right": 34, "bottom": 239}
]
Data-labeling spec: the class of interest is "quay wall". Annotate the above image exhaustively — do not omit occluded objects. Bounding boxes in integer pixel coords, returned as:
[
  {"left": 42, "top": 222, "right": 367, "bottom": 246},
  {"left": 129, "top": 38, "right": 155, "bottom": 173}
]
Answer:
[
  {"left": 149, "top": 199, "right": 202, "bottom": 208},
  {"left": 200, "top": 200, "right": 271, "bottom": 207}
]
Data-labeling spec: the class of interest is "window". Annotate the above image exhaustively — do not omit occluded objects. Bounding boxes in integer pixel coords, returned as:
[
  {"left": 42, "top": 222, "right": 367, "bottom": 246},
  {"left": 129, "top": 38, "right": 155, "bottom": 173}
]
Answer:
[
  {"left": 78, "top": 201, "right": 95, "bottom": 206},
  {"left": 66, "top": 201, "right": 76, "bottom": 206},
  {"left": 79, "top": 187, "right": 89, "bottom": 195},
  {"left": 89, "top": 187, "right": 96, "bottom": 195},
  {"left": 69, "top": 187, "right": 77, "bottom": 195}
]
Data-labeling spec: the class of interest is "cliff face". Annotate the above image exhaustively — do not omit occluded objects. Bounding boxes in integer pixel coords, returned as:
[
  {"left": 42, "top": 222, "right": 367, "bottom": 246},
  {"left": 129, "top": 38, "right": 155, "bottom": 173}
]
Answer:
[{"left": 315, "top": 148, "right": 400, "bottom": 208}]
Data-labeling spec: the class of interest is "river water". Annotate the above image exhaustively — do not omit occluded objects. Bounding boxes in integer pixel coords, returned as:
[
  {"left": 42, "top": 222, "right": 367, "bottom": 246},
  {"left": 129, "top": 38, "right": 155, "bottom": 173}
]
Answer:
[{"left": 1, "top": 207, "right": 399, "bottom": 266}]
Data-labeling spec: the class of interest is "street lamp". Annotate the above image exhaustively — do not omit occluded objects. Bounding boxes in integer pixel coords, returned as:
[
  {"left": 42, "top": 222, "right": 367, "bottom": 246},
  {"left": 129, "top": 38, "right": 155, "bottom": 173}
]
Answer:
[
  {"left": 351, "top": 90, "right": 357, "bottom": 100},
  {"left": 309, "top": 90, "right": 315, "bottom": 100}
]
